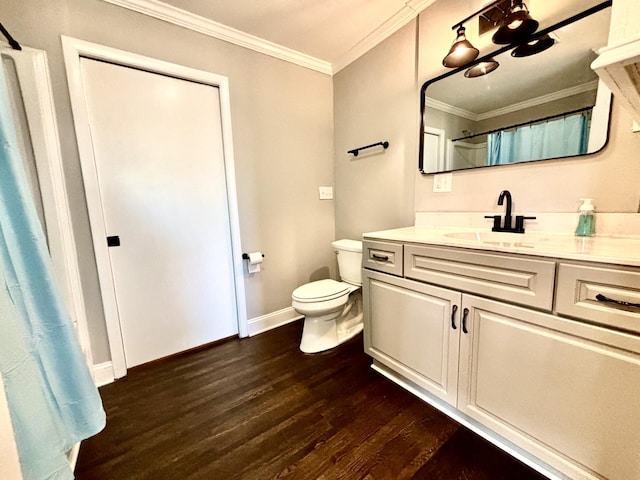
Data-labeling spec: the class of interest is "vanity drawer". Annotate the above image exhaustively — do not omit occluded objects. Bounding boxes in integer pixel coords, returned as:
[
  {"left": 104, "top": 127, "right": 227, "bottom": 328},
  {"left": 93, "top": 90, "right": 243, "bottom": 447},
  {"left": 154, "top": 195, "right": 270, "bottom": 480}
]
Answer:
[
  {"left": 556, "top": 263, "right": 640, "bottom": 334},
  {"left": 363, "top": 240, "right": 403, "bottom": 276},
  {"left": 404, "top": 244, "right": 556, "bottom": 310}
]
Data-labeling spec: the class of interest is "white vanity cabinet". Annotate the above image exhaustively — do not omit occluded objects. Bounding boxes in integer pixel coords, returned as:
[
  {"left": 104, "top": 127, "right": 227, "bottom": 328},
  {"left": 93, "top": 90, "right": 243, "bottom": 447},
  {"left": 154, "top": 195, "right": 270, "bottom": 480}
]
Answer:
[
  {"left": 363, "top": 270, "right": 461, "bottom": 405},
  {"left": 592, "top": 0, "right": 640, "bottom": 125},
  {"left": 363, "top": 238, "right": 640, "bottom": 480}
]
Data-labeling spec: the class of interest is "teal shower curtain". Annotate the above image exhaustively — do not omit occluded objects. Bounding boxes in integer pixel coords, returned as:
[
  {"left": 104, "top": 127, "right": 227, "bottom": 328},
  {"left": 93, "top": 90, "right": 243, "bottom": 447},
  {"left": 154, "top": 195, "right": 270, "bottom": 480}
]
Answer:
[
  {"left": 487, "top": 112, "right": 589, "bottom": 165},
  {"left": 0, "top": 61, "right": 105, "bottom": 479}
]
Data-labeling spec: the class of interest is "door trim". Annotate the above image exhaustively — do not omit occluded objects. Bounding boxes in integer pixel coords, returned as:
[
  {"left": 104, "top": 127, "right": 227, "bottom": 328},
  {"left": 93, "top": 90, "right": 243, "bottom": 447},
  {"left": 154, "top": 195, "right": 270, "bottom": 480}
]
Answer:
[
  {"left": 2, "top": 46, "right": 94, "bottom": 374},
  {"left": 61, "top": 36, "right": 248, "bottom": 379}
]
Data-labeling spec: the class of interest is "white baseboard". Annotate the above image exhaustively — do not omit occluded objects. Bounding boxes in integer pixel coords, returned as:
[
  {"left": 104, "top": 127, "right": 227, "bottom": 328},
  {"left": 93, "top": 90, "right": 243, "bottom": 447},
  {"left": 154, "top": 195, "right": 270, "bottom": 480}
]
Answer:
[
  {"left": 91, "top": 311, "right": 301, "bottom": 385},
  {"left": 68, "top": 442, "right": 80, "bottom": 470},
  {"left": 248, "top": 307, "right": 303, "bottom": 336},
  {"left": 93, "top": 361, "right": 115, "bottom": 387}
]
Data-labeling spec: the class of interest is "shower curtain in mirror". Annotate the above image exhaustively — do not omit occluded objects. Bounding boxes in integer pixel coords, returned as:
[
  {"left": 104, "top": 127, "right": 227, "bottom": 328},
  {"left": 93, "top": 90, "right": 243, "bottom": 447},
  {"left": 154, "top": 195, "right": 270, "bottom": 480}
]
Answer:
[
  {"left": 0, "top": 61, "right": 105, "bottom": 479},
  {"left": 487, "top": 111, "right": 589, "bottom": 165}
]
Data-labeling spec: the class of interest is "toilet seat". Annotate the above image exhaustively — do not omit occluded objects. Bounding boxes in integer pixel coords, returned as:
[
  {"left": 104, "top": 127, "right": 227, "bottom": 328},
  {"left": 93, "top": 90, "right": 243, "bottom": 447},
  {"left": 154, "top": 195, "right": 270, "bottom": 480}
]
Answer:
[{"left": 292, "top": 279, "right": 349, "bottom": 303}]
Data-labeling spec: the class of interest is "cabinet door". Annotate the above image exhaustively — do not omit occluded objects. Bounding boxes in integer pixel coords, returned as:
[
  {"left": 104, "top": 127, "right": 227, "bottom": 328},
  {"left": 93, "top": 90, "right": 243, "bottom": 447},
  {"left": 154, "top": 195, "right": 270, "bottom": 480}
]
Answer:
[
  {"left": 363, "top": 270, "right": 461, "bottom": 405},
  {"left": 458, "top": 294, "right": 640, "bottom": 480}
]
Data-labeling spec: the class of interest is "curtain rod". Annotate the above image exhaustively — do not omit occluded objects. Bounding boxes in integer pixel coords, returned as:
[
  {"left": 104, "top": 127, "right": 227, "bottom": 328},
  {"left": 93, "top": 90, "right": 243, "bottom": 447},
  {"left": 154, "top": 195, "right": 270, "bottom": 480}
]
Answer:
[
  {"left": 0, "top": 21, "right": 21, "bottom": 51},
  {"left": 451, "top": 106, "right": 593, "bottom": 142}
]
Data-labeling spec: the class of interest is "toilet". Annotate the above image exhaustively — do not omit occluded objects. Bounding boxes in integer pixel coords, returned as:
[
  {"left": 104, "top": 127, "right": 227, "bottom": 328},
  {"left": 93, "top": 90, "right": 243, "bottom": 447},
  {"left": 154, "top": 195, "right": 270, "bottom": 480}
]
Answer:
[{"left": 292, "top": 239, "right": 364, "bottom": 353}]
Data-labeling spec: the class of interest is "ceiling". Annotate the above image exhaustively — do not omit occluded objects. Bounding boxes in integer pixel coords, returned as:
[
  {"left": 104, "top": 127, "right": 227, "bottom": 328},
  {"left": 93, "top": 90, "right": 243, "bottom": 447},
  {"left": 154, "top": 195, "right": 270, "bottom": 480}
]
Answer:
[
  {"left": 159, "top": 0, "right": 409, "bottom": 60},
  {"left": 105, "top": 0, "right": 610, "bottom": 76},
  {"left": 112, "top": 0, "right": 435, "bottom": 73}
]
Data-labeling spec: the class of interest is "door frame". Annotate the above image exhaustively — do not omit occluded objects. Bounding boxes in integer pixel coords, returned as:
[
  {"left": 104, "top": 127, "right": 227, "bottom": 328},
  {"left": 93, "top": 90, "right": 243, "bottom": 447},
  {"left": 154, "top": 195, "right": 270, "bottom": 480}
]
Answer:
[
  {"left": 422, "top": 126, "right": 446, "bottom": 173},
  {"left": 3, "top": 45, "right": 95, "bottom": 466},
  {"left": 2, "top": 45, "right": 94, "bottom": 372},
  {"left": 61, "top": 36, "right": 248, "bottom": 379}
]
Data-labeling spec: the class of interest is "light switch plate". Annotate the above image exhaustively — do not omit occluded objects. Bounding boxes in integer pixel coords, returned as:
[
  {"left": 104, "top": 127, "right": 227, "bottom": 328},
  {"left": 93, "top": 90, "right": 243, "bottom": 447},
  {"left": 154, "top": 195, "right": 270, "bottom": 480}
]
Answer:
[
  {"left": 319, "top": 186, "right": 333, "bottom": 200},
  {"left": 433, "top": 173, "right": 452, "bottom": 192}
]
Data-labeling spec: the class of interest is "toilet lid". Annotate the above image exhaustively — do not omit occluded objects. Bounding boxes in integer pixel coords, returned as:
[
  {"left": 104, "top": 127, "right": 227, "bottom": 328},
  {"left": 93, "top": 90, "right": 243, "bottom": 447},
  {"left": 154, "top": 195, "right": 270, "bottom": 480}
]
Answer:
[{"left": 292, "top": 279, "right": 349, "bottom": 303}]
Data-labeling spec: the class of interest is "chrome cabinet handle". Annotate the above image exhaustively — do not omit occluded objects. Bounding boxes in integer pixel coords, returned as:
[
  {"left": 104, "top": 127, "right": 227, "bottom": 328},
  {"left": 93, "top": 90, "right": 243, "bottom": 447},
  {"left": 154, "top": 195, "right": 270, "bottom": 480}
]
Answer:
[
  {"left": 462, "top": 308, "right": 469, "bottom": 334},
  {"left": 372, "top": 253, "right": 390, "bottom": 261},
  {"left": 596, "top": 294, "right": 640, "bottom": 309},
  {"left": 451, "top": 305, "right": 458, "bottom": 330}
]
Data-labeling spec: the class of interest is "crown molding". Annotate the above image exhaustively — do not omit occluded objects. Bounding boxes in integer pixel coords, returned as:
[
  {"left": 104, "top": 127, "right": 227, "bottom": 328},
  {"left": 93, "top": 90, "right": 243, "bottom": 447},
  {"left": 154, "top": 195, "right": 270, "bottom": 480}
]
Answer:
[
  {"left": 332, "top": 0, "right": 437, "bottom": 73},
  {"left": 427, "top": 80, "right": 599, "bottom": 122},
  {"left": 100, "top": 0, "right": 333, "bottom": 75},
  {"left": 101, "top": 0, "right": 439, "bottom": 75},
  {"left": 476, "top": 80, "right": 600, "bottom": 120},
  {"left": 426, "top": 97, "right": 479, "bottom": 121}
]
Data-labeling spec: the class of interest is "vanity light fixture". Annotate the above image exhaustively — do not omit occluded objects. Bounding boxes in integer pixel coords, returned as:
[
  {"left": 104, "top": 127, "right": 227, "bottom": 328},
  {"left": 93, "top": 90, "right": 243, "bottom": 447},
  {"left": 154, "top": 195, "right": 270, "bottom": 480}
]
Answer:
[
  {"left": 464, "top": 58, "right": 500, "bottom": 78},
  {"left": 492, "top": 0, "right": 539, "bottom": 45},
  {"left": 442, "top": 0, "right": 541, "bottom": 72},
  {"left": 511, "top": 34, "right": 555, "bottom": 57},
  {"left": 442, "top": 26, "right": 479, "bottom": 68}
]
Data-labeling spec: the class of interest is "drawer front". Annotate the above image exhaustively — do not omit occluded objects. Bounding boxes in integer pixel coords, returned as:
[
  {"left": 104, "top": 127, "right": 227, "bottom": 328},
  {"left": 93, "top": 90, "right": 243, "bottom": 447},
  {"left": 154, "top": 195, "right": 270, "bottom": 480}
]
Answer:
[
  {"left": 363, "top": 240, "right": 403, "bottom": 276},
  {"left": 556, "top": 263, "right": 640, "bottom": 334},
  {"left": 404, "top": 244, "right": 556, "bottom": 310}
]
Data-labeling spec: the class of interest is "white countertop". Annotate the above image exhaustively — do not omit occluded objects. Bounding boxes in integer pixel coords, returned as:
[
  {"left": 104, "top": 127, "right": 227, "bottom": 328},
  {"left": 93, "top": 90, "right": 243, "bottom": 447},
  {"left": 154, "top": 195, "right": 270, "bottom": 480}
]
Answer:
[{"left": 363, "top": 226, "right": 640, "bottom": 267}]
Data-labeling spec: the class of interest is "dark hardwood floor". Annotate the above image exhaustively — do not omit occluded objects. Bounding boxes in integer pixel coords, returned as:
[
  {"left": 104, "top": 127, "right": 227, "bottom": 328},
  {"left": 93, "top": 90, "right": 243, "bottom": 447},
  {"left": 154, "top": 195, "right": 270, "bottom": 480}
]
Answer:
[{"left": 76, "top": 321, "right": 547, "bottom": 480}]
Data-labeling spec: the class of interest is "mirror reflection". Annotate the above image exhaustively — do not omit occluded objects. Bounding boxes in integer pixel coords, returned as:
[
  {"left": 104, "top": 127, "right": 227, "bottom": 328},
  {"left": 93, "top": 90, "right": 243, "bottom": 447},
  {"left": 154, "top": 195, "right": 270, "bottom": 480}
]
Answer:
[{"left": 419, "top": 4, "right": 611, "bottom": 174}]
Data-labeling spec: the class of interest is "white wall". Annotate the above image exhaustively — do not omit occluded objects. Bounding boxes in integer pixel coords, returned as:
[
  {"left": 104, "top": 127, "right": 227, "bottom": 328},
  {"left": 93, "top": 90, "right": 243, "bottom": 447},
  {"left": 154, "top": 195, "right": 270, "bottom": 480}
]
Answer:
[{"left": 2, "top": 0, "right": 336, "bottom": 363}]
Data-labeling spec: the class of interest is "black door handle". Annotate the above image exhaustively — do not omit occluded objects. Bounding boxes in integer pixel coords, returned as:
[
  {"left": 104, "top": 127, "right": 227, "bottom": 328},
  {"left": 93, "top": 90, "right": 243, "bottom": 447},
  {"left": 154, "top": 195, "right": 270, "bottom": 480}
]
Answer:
[
  {"left": 462, "top": 308, "right": 469, "bottom": 334},
  {"left": 596, "top": 294, "right": 640, "bottom": 309},
  {"left": 107, "top": 235, "right": 121, "bottom": 247},
  {"left": 451, "top": 304, "right": 458, "bottom": 330}
]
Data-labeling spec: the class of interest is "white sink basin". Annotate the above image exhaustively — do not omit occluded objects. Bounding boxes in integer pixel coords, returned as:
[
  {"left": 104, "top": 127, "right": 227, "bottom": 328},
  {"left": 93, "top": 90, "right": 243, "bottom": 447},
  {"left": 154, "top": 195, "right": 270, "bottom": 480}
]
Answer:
[{"left": 444, "top": 231, "right": 550, "bottom": 247}]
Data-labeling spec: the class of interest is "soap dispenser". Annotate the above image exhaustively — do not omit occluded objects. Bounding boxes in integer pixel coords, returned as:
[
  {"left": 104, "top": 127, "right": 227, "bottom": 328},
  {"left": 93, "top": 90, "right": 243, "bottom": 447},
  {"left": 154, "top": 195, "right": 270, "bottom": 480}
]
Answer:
[{"left": 575, "top": 198, "right": 595, "bottom": 237}]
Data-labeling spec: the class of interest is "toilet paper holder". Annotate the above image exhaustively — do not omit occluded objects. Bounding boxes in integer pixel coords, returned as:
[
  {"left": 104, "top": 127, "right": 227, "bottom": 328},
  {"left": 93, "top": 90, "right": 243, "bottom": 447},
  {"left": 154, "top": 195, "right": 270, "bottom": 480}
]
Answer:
[{"left": 242, "top": 253, "right": 265, "bottom": 260}]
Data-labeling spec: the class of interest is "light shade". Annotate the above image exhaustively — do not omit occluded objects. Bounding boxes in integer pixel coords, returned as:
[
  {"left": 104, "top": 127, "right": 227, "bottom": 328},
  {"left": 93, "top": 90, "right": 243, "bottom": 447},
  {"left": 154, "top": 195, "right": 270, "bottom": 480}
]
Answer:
[
  {"left": 492, "top": 2, "right": 538, "bottom": 45},
  {"left": 511, "top": 35, "right": 555, "bottom": 57},
  {"left": 443, "top": 26, "right": 479, "bottom": 68},
  {"left": 464, "top": 58, "right": 500, "bottom": 78}
]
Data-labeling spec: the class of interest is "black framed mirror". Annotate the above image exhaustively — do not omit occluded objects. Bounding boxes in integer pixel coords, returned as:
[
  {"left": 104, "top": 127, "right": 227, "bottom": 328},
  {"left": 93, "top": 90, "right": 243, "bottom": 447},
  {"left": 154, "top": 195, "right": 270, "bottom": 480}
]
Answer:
[{"left": 419, "top": 1, "right": 612, "bottom": 174}]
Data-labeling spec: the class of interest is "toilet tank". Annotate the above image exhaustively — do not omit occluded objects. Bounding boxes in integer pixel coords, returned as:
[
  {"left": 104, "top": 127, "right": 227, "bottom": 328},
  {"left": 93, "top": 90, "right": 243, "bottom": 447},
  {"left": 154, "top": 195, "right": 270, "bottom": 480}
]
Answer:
[{"left": 331, "top": 239, "right": 362, "bottom": 286}]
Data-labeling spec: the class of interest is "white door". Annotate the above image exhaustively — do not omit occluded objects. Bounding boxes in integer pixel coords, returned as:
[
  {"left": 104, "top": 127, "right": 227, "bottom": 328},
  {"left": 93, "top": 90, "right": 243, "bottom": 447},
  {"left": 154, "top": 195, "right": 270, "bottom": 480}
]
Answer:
[
  {"left": 79, "top": 58, "right": 238, "bottom": 368},
  {"left": 422, "top": 126, "right": 446, "bottom": 172}
]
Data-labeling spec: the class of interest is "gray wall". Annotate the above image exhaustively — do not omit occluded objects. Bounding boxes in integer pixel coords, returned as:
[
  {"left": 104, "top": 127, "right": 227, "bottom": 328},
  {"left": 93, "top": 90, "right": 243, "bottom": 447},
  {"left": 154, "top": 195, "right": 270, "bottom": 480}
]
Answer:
[
  {"left": 6, "top": 0, "right": 640, "bottom": 364},
  {"left": 334, "top": 22, "right": 418, "bottom": 240},
  {"left": 3, "top": 0, "right": 336, "bottom": 363},
  {"left": 414, "top": 0, "right": 640, "bottom": 214},
  {"left": 334, "top": 0, "right": 640, "bottom": 242}
]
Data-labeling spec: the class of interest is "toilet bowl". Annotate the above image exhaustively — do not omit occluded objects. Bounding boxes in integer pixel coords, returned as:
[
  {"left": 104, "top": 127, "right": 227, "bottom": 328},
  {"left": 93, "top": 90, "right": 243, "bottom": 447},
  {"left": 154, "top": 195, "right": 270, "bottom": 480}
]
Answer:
[{"left": 292, "top": 239, "right": 363, "bottom": 354}]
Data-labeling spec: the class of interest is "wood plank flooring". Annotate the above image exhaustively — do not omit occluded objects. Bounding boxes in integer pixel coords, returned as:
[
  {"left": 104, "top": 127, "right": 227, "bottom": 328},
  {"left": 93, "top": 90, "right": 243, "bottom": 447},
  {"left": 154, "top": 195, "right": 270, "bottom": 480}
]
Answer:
[{"left": 76, "top": 321, "right": 547, "bottom": 480}]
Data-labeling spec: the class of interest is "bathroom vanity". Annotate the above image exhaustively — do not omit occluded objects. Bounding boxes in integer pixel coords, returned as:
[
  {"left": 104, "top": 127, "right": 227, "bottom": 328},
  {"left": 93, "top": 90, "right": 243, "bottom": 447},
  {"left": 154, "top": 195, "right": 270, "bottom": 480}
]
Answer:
[{"left": 362, "top": 225, "right": 640, "bottom": 480}]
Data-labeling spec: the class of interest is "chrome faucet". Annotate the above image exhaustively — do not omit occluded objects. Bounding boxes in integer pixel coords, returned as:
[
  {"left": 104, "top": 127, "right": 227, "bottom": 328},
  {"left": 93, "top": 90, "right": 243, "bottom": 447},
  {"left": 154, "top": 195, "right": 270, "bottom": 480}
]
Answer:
[{"left": 485, "top": 190, "right": 536, "bottom": 233}]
